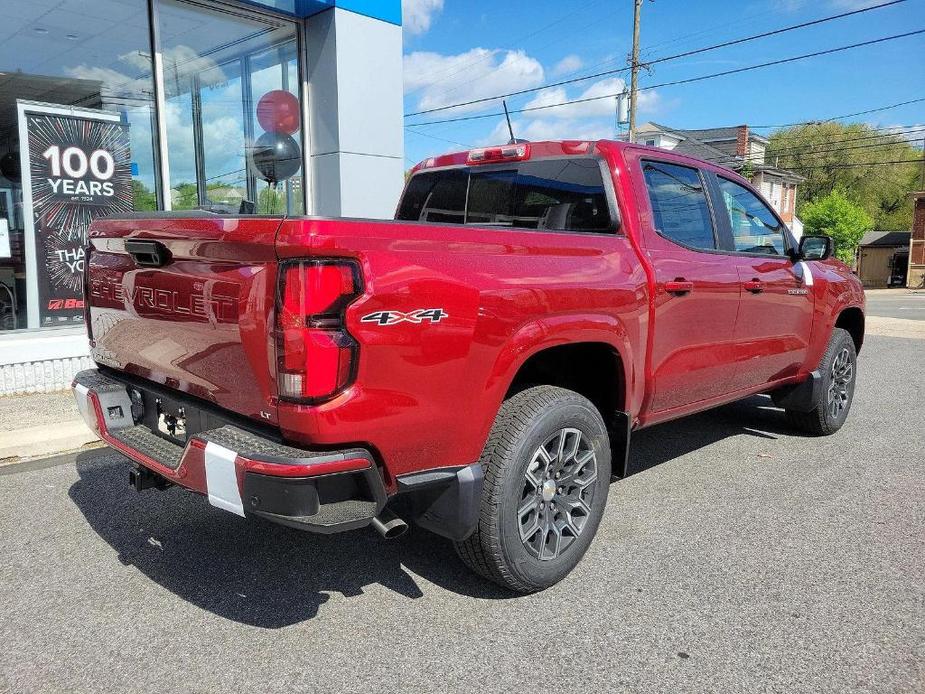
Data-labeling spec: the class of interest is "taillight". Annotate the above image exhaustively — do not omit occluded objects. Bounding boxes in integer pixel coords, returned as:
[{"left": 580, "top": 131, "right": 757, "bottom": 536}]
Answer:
[{"left": 277, "top": 260, "right": 361, "bottom": 402}]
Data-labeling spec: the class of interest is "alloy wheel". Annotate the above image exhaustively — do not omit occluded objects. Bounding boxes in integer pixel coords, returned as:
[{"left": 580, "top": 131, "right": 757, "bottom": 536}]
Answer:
[
  {"left": 517, "top": 428, "right": 597, "bottom": 561},
  {"left": 827, "top": 347, "right": 853, "bottom": 419}
]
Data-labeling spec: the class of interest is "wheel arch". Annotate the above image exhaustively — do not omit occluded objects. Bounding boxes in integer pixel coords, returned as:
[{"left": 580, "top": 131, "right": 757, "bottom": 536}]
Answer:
[
  {"left": 835, "top": 306, "right": 865, "bottom": 354},
  {"left": 505, "top": 342, "right": 627, "bottom": 427}
]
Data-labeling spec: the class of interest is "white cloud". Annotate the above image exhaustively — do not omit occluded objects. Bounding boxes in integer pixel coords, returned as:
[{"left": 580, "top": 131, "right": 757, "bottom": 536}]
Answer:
[
  {"left": 404, "top": 48, "right": 545, "bottom": 115},
  {"left": 482, "top": 117, "right": 615, "bottom": 146},
  {"left": 552, "top": 54, "right": 583, "bottom": 76},
  {"left": 402, "top": 0, "right": 444, "bottom": 36},
  {"left": 521, "top": 78, "right": 660, "bottom": 120}
]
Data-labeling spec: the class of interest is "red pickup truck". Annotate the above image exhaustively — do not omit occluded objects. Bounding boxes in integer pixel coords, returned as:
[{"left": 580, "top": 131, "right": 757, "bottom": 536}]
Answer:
[{"left": 73, "top": 139, "right": 864, "bottom": 592}]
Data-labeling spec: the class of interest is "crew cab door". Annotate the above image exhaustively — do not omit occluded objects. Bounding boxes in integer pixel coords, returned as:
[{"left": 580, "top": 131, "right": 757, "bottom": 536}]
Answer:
[
  {"left": 632, "top": 156, "right": 740, "bottom": 413},
  {"left": 707, "top": 174, "right": 814, "bottom": 390}
]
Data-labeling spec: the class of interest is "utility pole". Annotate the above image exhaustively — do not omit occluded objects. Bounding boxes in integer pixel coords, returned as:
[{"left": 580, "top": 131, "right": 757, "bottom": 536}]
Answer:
[{"left": 628, "top": 0, "right": 643, "bottom": 143}]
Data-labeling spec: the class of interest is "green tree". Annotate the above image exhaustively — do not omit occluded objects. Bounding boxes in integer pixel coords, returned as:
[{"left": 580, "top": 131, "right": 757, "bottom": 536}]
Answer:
[
  {"left": 171, "top": 182, "right": 199, "bottom": 210},
  {"left": 257, "top": 184, "right": 286, "bottom": 214},
  {"left": 131, "top": 180, "right": 157, "bottom": 211},
  {"left": 800, "top": 188, "right": 873, "bottom": 263},
  {"left": 767, "top": 122, "right": 921, "bottom": 230}
]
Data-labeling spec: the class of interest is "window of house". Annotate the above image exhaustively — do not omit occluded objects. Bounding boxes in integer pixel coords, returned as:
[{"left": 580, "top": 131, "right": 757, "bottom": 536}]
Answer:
[
  {"left": 716, "top": 177, "right": 787, "bottom": 255},
  {"left": 397, "top": 158, "right": 613, "bottom": 233},
  {"left": 645, "top": 139, "right": 656, "bottom": 147},
  {"left": 641, "top": 161, "right": 716, "bottom": 250}
]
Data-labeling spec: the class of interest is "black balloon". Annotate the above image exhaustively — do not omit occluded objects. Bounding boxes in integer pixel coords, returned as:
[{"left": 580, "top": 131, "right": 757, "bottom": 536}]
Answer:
[
  {"left": 249, "top": 132, "right": 301, "bottom": 183},
  {"left": 0, "top": 151, "right": 20, "bottom": 182}
]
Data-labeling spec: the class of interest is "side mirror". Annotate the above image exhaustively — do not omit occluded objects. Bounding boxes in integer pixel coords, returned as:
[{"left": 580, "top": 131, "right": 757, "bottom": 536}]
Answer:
[{"left": 796, "top": 235, "right": 832, "bottom": 261}]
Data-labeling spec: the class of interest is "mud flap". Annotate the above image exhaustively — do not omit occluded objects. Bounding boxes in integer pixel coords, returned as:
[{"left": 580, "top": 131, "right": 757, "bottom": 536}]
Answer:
[
  {"left": 397, "top": 463, "right": 484, "bottom": 541},
  {"left": 611, "top": 410, "right": 632, "bottom": 480},
  {"left": 771, "top": 371, "right": 823, "bottom": 413}
]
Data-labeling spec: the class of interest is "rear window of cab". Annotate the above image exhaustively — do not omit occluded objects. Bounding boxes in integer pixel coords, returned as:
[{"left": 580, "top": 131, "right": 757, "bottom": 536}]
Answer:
[{"left": 397, "top": 158, "right": 614, "bottom": 233}]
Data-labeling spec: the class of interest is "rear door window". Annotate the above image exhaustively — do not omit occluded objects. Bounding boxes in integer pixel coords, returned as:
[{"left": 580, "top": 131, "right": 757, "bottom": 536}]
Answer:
[
  {"left": 397, "top": 158, "right": 613, "bottom": 232},
  {"left": 641, "top": 160, "right": 717, "bottom": 251}
]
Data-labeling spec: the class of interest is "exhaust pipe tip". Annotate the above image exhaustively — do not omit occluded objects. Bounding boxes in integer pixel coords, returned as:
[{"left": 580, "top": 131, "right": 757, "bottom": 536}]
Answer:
[{"left": 371, "top": 509, "right": 408, "bottom": 540}]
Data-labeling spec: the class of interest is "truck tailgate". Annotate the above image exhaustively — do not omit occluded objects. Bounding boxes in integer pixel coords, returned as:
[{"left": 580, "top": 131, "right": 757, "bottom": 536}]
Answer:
[{"left": 86, "top": 215, "right": 283, "bottom": 424}]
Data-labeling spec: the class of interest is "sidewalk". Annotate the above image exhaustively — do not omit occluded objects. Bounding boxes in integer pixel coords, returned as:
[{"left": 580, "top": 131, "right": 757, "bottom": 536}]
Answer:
[
  {"left": 865, "top": 287, "right": 925, "bottom": 295},
  {"left": 865, "top": 315, "right": 925, "bottom": 340},
  {"left": 0, "top": 391, "right": 100, "bottom": 464}
]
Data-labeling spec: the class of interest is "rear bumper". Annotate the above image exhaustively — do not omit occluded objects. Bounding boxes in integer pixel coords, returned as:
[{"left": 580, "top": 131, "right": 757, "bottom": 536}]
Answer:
[{"left": 72, "top": 369, "right": 387, "bottom": 533}]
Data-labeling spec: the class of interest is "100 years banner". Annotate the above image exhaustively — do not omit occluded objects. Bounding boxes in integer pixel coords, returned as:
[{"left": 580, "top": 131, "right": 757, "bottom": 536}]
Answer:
[{"left": 19, "top": 102, "right": 132, "bottom": 327}]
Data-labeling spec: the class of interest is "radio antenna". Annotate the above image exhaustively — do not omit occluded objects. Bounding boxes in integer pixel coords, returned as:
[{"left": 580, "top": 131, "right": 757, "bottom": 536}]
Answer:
[{"left": 503, "top": 100, "right": 516, "bottom": 144}]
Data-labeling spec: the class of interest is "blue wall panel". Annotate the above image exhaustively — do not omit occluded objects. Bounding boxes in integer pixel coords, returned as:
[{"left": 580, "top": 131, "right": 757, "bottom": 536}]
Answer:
[{"left": 239, "top": 0, "right": 401, "bottom": 24}]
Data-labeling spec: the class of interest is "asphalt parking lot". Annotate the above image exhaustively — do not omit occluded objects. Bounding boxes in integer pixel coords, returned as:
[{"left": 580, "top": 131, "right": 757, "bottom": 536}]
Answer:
[{"left": 1, "top": 334, "right": 923, "bottom": 694}]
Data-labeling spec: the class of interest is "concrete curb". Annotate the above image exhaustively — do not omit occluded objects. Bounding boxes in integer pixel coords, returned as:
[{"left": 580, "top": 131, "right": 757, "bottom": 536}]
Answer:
[{"left": 0, "top": 421, "right": 101, "bottom": 465}]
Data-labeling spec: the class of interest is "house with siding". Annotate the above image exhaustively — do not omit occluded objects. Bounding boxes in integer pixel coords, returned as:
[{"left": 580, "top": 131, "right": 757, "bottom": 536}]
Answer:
[{"left": 634, "top": 123, "right": 805, "bottom": 233}]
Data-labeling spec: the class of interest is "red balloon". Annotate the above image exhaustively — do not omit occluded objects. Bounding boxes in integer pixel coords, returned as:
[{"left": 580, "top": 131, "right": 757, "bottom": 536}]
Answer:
[{"left": 256, "top": 90, "right": 300, "bottom": 135}]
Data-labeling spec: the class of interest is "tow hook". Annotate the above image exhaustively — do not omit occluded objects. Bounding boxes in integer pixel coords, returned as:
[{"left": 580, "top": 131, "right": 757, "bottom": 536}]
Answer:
[{"left": 129, "top": 465, "right": 172, "bottom": 492}]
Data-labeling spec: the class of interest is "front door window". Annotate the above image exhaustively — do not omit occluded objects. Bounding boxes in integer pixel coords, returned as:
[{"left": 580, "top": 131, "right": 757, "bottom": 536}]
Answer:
[{"left": 716, "top": 176, "right": 787, "bottom": 256}]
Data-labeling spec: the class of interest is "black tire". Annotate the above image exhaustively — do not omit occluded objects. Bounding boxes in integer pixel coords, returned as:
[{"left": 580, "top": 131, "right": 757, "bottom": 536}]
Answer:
[
  {"left": 786, "top": 327, "right": 857, "bottom": 436},
  {"left": 454, "top": 386, "right": 611, "bottom": 593}
]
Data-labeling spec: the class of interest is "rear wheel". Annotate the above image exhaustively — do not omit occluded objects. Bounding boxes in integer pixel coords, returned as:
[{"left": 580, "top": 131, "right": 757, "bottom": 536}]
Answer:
[
  {"left": 786, "top": 327, "right": 857, "bottom": 436},
  {"left": 454, "top": 386, "right": 611, "bottom": 593}
]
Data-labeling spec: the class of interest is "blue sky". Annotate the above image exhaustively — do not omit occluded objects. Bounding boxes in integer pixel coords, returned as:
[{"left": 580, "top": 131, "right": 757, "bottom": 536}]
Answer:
[{"left": 400, "top": 0, "right": 925, "bottom": 166}]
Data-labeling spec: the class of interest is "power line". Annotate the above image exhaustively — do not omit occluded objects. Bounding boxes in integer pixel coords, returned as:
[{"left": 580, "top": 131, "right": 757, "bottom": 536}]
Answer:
[
  {"left": 749, "top": 97, "right": 925, "bottom": 129},
  {"left": 404, "top": 0, "right": 908, "bottom": 119},
  {"left": 403, "top": 119, "right": 925, "bottom": 172},
  {"left": 761, "top": 127, "right": 925, "bottom": 155},
  {"left": 700, "top": 127, "right": 925, "bottom": 167},
  {"left": 405, "top": 30, "right": 925, "bottom": 127},
  {"left": 705, "top": 137, "right": 925, "bottom": 169},
  {"left": 532, "top": 4, "right": 794, "bottom": 91},
  {"left": 404, "top": 127, "right": 474, "bottom": 149},
  {"left": 775, "top": 158, "right": 923, "bottom": 171}
]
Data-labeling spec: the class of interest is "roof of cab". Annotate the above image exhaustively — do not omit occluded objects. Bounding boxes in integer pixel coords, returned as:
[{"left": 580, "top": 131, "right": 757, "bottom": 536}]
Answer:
[{"left": 410, "top": 139, "right": 742, "bottom": 179}]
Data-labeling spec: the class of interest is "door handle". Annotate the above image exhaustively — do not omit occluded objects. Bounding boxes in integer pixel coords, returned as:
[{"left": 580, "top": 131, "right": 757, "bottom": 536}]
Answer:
[
  {"left": 744, "top": 279, "right": 763, "bottom": 294},
  {"left": 665, "top": 279, "right": 694, "bottom": 296}
]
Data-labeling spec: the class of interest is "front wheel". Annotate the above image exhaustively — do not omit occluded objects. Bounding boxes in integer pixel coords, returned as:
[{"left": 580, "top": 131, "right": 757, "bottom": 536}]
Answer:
[
  {"left": 786, "top": 327, "right": 857, "bottom": 436},
  {"left": 454, "top": 386, "right": 611, "bottom": 593}
]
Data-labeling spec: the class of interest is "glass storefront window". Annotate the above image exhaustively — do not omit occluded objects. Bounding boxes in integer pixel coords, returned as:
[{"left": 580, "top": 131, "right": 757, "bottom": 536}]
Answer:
[
  {"left": 0, "top": 0, "right": 304, "bottom": 333},
  {"left": 159, "top": 0, "right": 304, "bottom": 215},
  {"left": 0, "top": 0, "right": 160, "bottom": 331}
]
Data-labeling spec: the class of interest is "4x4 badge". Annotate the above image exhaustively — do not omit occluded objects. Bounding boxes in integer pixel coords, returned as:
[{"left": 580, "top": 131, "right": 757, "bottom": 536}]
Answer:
[{"left": 361, "top": 309, "right": 448, "bottom": 326}]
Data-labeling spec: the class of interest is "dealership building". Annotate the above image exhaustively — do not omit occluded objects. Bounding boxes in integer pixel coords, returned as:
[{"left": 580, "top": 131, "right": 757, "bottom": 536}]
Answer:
[{"left": 0, "top": 0, "right": 404, "bottom": 394}]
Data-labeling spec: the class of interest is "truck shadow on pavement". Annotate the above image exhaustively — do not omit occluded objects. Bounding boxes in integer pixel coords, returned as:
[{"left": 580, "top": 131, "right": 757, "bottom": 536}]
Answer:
[
  {"left": 625, "top": 394, "right": 800, "bottom": 476},
  {"left": 67, "top": 394, "right": 796, "bottom": 628}
]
